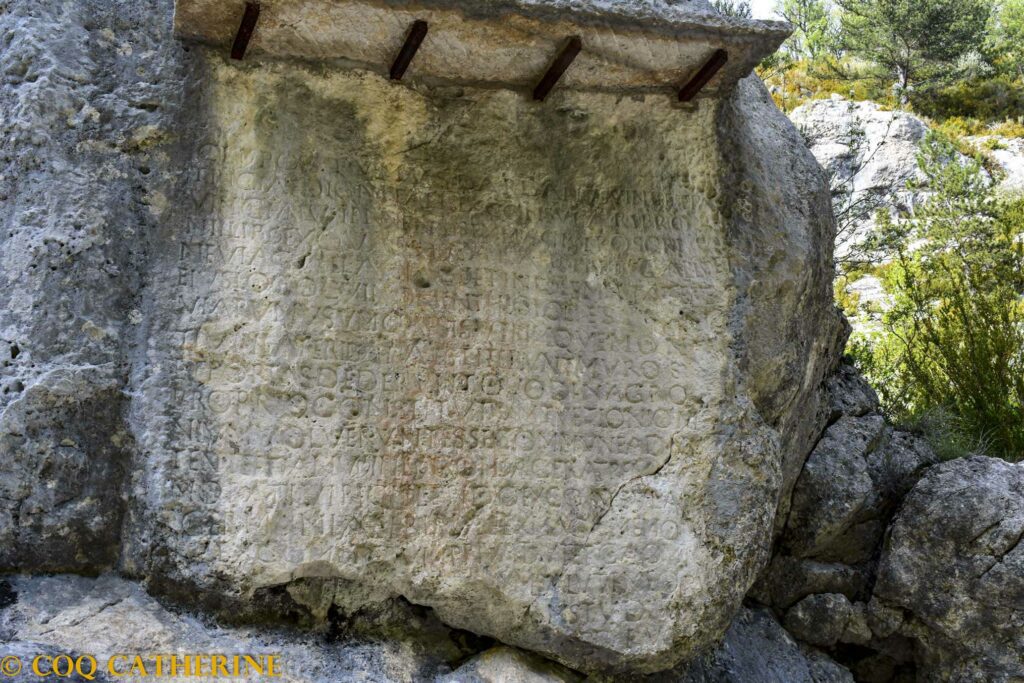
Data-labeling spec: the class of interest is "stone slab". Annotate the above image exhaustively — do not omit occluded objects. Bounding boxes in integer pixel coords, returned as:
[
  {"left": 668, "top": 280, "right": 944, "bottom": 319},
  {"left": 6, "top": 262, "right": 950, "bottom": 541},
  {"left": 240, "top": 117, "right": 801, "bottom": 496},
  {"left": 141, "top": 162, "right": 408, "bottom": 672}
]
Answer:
[{"left": 173, "top": 0, "right": 790, "bottom": 98}]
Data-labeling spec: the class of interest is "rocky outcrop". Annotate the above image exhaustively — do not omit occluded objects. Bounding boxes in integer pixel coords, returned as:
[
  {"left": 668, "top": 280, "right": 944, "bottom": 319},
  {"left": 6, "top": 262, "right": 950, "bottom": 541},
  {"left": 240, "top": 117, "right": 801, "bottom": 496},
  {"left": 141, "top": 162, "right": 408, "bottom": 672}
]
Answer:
[
  {"left": 790, "top": 96, "right": 1024, "bottom": 265},
  {"left": 680, "top": 607, "right": 854, "bottom": 683},
  {"left": 3, "top": 0, "right": 1020, "bottom": 679},
  {"left": 0, "top": 574, "right": 463, "bottom": 681},
  {"left": 875, "top": 457, "right": 1024, "bottom": 681},
  {"left": 966, "top": 135, "right": 1024, "bottom": 195},
  {"left": 750, "top": 359, "right": 1024, "bottom": 682},
  {"left": 1, "top": 0, "right": 848, "bottom": 675},
  {"left": 0, "top": 0, "right": 182, "bottom": 574},
  {"left": 789, "top": 97, "right": 933, "bottom": 262}
]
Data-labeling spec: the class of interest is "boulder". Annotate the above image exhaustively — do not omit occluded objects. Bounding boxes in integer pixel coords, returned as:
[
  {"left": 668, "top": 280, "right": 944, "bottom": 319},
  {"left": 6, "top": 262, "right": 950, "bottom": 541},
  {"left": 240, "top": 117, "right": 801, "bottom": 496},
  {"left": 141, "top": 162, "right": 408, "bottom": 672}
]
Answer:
[
  {"left": 1, "top": 0, "right": 848, "bottom": 675},
  {"left": 783, "top": 416, "right": 934, "bottom": 564},
  {"left": 680, "top": 607, "right": 853, "bottom": 683},
  {"left": 439, "top": 647, "right": 581, "bottom": 683},
  {"left": 789, "top": 96, "right": 933, "bottom": 260},
  {"left": 784, "top": 414, "right": 888, "bottom": 561},
  {"left": 875, "top": 456, "right": 1024, "bottom": 681},
  {"left": 0, "top": 574, "right": 456, "bottom": 682}
]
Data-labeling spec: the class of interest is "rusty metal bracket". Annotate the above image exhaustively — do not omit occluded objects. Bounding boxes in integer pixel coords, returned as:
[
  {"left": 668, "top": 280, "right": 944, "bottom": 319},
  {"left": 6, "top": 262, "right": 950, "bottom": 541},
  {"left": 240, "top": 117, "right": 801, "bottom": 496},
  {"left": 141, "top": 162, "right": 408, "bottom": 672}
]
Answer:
[
  {"left": 390, "top": 20, "right": 429, "bottom": 80},
  {"left": 230, "top": 2, "right": 261, "bottom": 60},
  {"left": 533, "top": 36, "right": 582, "bottom": 101},
  {"left": 678, "top": 49, "right": 728, "bottom": 102}
]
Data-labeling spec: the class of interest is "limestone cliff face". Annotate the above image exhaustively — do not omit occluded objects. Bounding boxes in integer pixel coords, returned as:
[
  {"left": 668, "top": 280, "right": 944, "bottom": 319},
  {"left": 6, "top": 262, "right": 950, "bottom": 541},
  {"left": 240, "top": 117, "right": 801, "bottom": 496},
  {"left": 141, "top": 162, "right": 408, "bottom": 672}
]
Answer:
[{"left": 1, "top": 0, "right": 844, "bottom": 676}]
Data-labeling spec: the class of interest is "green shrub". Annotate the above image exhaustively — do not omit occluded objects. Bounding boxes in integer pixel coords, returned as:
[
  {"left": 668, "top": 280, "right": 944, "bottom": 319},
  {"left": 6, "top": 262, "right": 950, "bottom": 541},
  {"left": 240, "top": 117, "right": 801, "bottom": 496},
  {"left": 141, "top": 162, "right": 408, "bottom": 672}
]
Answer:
[
  {"left": 849, "top": 133, "right": 1024, "bottom": 461},
  {"left": 914, "top": 74, "right": 1024, "bottom": 127}
]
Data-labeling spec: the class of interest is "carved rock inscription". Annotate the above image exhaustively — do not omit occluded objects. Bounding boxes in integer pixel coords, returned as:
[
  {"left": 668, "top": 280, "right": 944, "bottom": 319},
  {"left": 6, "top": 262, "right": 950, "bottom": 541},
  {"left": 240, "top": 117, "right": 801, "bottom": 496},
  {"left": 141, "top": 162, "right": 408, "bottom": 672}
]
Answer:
[{"left": 131, "top": 61, "right": 781, "bottom": 673}]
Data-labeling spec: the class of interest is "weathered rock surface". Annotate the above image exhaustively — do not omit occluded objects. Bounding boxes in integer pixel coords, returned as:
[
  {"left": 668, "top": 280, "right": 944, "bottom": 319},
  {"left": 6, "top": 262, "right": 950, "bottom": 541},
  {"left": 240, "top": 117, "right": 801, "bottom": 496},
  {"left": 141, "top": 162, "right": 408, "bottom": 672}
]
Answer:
[
  {"left": 47, "top": 2, "right": 838, "bottom": 676},
  {"left": 966, "top": 135, "right": 1024, "bottom": 195},
  {"left": 0, "top": 574, "right": 462, "bottom": 681},
  {"left": 875, "top": 456, "right": 1024, "bottom": 681},
  {"left": 750, "top": 358, "right": 1024, "bottom": 682},
  {"left": 680, "top": 607, "right": 853, "bottom": 683},
  {"left": 174, "top": 0, "right": 790, "bottom": 99},
  {"left": 0, "top": 0, "right": 868, "bottom": 677},
  {"left": 0, "top": 0, "right": 181, "bottom": 573},
  {"left": 782, "top": 414, "right": 934, "bottom": 564},
  {"left": 789, "top": 96, "right": 933, "bottom": 261}
]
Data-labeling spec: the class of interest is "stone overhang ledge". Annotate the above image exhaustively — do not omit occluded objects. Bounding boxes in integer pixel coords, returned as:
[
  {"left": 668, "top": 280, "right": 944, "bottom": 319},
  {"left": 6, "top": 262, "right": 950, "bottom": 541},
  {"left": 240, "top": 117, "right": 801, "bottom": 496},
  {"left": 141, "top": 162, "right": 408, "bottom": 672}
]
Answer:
[{"left": 173, "top": 0, "right": 792, "bottom": 100}]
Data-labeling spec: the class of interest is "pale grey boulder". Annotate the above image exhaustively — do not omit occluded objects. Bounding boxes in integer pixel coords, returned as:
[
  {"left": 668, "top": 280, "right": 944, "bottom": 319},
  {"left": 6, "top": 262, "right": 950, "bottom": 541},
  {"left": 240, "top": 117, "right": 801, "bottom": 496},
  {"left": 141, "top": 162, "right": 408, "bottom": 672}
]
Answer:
[
  {"left": 118, "top": 12, "right": 842, "bottom": 676},
  {"left": 0, "top": 574, "right": 458, "bottom": 682},
  {"left": 1, "top": 0, "right": 850, "bottom": 675},
  {"left": 0, "top": 0, "right": 185, "bottom": 572},
  {"left": 439, "top": 646, "right": 581, "bottom": 683},
  {"left": 875, "top": 456, "right": 1024, "bottom": 682}
]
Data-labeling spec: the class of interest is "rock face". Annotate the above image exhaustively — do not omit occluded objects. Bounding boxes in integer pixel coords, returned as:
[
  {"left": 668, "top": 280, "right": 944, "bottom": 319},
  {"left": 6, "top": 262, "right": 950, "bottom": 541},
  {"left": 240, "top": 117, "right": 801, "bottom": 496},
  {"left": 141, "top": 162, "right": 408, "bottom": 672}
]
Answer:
[
  {"left": 174, "top": 0, "right": 791, "bottom": 99},
  {"left": 752, "top": 360, "right": 1024, "bottom": 682},
  {"left": 0, "top": 0, "right": 181, "bottom": 573},
  {"left": 680, "top": 607, "right": 854, "bottom": 683},
  {"left": 789, "top": 96, "right": 932, "bottom": 261},
  {"left": 0, "top": 574, "right": 462, "bottom": 682},
  {"left": 876, "top": 457, "right": 1024, "bottom": 681},
  {"left": 967, "top": 135, "right": 1024, "bottom": 195},
  {"left": 790, "top": 96, "right": 1023, "bottom": 266},
  {"left": 1, "top": 0, "right": 847, "bottom": 676}
]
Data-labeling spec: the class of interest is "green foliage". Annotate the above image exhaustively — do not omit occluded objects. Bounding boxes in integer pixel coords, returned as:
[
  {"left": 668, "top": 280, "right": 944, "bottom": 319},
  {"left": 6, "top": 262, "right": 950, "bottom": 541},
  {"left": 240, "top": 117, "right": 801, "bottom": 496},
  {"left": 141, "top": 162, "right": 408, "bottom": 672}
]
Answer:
[
  {"left": 711, "top": 0, "right": 752, "bottom": 17},
  {"left": 914, "top": 74, "right": 1024, "bottom": 125},
  {"left": 988, "top": 0, "right": 1024, "bottom": 78},
  {"left": 776, "top": 0, "right": 837, "bottom": 59},
  {"left": 836, "top": 0, "right": 993, "bottom": 101},
  {"left": 849, "top": 133, "right": 1024, "bottom": 461},
  {"left": 759, "top": 0, "right": 1022, "bottom": 136}
]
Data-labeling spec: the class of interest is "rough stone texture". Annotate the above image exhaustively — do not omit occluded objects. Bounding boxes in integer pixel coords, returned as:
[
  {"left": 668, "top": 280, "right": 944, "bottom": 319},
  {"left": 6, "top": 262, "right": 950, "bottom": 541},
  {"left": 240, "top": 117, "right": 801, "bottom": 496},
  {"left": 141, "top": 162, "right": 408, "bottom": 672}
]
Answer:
[
  {"left": 750, "top": 555, "right": 869, "bottom": 610},
  {"left": 824, "top": 361, "right": 879, "bottom": 422},
  {"left": 174, "top": 0, "right": 790, "bottom": 99},
  {"left": 784, "top": 414, "right": 888, "bottom": 562},
  {"left": 1, "top": 0, "right": 850, "bottom": 676},
  {"left": 875, "top": 456, "right": 1024, "bottom": 682},
  {"left": 789, "top": 95, "right": 933, "bottom": 261},
  {"left": 115, "top": 23, "right": 841, "bottom": 677},
  {"left": 0, "top": 0, "right": 182, "bottom": 572},
  {"left": 0, "top": 574, "right": 463, "bottom": 682},
  {"left": 746, "top": 357, "right": 934, "bottom": 679},
  {"left": 679, "top": 607, "right": 853, "bottom": 683},
  {"left": 967, "top": 135, "right": 1024, "bottom": 195},
  {"left": 782, "top": 415, "right": 934, "bottom": 564},
  {"left": 783, "top": 593, "right": 854, "bottom": 648},
  {"left": 716, "top": 77, "right": 847, "bottom": 539},
  {"left": 440, "top": 646, "right": 581, "bottom": 683}
]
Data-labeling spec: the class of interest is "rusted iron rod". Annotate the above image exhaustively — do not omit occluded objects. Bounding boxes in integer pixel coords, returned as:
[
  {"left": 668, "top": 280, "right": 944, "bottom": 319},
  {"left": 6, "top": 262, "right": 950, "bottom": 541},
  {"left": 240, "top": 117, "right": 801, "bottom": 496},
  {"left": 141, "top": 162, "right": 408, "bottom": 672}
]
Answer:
[
  {"left": 678, "top": 49, "right": 728, "bottom": 102},
  {"left": 230, "top": 2, "right": 261, "bottom": 60},
  {"left": 390, "top": 20, "right": 429, "bottom": 80},
  {"left": 533, "top": 36, "right": 582, "bottom": 101}
]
